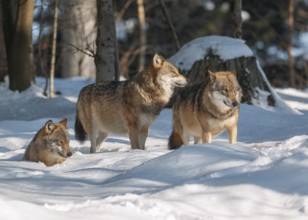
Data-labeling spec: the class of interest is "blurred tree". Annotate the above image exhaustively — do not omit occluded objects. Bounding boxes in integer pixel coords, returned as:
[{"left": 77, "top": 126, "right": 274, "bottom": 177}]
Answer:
[
  {"left": 231, "top": 0, "right": 242, "bottom": 38},
  {"left": 2, "top": 0, "right": 34, "bottom": 91},
  {"left": 242, "top": 0, "right": 289, "bottom": 48},
  {"left": 0, "top": 1, "right": 7, "bottom": 82},
  {"left": 288, "top": 0, "right": 295, "bottom": 88},
  {"left": 60, "top": 0, "right": 96, "bottom": 78},
  {"left": 137, "top": 0, "right": 146, "bottom": 72},
  {"left": 49, "top": 0, "right": 58, "bottom": 98},
  {"left": 95, "top": 0, "right": 117, "bottom": 82}
]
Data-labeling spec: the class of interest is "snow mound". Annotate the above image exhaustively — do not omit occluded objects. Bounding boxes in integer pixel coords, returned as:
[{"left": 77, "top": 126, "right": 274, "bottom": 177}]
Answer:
[{"left": 169, "top": 35, "right": 253, "bottom": 71}]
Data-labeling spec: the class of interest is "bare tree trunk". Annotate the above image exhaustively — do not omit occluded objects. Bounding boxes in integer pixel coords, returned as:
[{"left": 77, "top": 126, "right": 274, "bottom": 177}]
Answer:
[
  {"left": 0, "top": 1, "right": 7, "bottom": 82},
  {"left": 37, "top": 0, "right": 48, "bottom": 96},
  {"left": 95, "top": 0, "right": 117, "bottom": 82},
  {"left": 137, "top": 0, "right": 146, "bottom": 73},
  {"left": 2, "top": 0, "right": 34, "bottom": 91},
  {"left": 288, "top": 0, "right": 295, "bottom": 88},
  {"left": 49, "top": 0, "right": 58, "bottom": 98},
  {"left": 60, "top": 0, "right": 96, "bottom": 78},
  {"left": 231, "top": 0, "right": 242, "bottom": 39}
]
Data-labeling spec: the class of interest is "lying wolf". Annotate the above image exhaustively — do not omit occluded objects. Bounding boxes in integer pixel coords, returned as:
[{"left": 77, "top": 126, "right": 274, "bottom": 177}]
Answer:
[{"left": 24, "top": 119, "right": 72, "bottom": 166}]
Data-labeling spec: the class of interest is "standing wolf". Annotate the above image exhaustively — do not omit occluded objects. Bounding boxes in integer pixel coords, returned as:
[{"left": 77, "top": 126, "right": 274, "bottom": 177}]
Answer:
[
  {"left": 75, "top": 53, "right": 187, "bottom": 153},
  {"left": 168, "top": 70, "right": 242, "bottom": 149},
  {"left": 24, "top": 119, "right": 72, "bottom": 166}
]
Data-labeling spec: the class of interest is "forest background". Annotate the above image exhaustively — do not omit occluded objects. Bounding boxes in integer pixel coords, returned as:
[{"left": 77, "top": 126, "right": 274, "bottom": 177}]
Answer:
[{"left": 0, "top": 0, "right": 308, "bottom": 95}]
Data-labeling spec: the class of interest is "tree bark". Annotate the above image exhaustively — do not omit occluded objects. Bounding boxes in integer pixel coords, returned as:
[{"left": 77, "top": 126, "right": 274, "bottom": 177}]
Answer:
[
  {"left": 288, "top": 0, "right": 295, "bottom": 88},
  {"left": 95, "top": 0, "right": 117, "bottom": 82},
  {"left": 49, "top": 0, "right": 58, "bottom": 98},
  {"left": 2, "top": 0, "right": 34, "bottom": 91},
  {"left": 0, "top": 1, "right": 7, "bottom": 82},
  {"left": 60, "top": 0, "right": 96, "bottom": 78},
  {"left": 137, "top": 0, "right": 146, "bottom": 73}
]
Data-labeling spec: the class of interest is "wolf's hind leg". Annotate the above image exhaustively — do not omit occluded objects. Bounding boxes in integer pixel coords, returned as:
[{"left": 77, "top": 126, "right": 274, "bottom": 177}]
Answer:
[
  {"left": 226, "top": 126, "right": 237, "bottom": 144},
  {"left": 96, "top": 131, "right": 108, "bottom": 151},
  {"left": 194, "top": 136, "right": 202, "bottom": 144},
  {"left": 89, "top": 134, "right": 98, "bottom": 153}
]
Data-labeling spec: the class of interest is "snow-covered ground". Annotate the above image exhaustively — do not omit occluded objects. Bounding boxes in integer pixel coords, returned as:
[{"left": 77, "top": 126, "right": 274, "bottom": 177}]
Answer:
[
  {"left": 2, "top": 35, "right": 308, "bottom": 219},
  {"left": 1, "top": 76, "right": 308, "bottom": 220}
]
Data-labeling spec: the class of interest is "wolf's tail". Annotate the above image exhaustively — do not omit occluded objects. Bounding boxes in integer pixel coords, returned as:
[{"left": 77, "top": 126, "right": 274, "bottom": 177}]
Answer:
[
  {"left": 168, "top": 131, "right": 183, "bottom": 150},
  {"left": 74, "top": 110, "right": 87, "bottom": 143}
]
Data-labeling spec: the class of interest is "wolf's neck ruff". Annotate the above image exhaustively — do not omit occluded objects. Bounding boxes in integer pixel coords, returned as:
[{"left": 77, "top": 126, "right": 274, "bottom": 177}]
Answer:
[
  {"left": 203, "top": 103, "right": 237, "bottom": 120},
  {"left": 124, "top": 71, "right": 167, "bottom": 112}
]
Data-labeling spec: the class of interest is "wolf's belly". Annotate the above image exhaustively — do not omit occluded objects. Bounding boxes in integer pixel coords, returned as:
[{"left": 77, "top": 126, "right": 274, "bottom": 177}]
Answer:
[
  {"left": 93, "top": 110, "right": 128, "bottom": 134},
  {"left": 183, "top": 116, "right": 236, "bottom": 137}
]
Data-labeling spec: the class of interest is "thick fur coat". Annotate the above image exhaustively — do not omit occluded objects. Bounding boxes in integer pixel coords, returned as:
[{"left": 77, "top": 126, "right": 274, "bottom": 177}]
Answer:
[
  {"left": 75, "top": 53, "right": 187, "bottom": 153},
  {"left": 168, "top": 70, "right": 242, "bottom": 149}
]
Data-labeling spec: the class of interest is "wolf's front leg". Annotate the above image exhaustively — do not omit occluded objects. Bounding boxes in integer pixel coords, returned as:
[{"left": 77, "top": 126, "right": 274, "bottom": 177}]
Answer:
[
  {"left": 226, "top": 125, "right": 237, "bottom": 144},
  {"left": 128, "top": 126, "right": 140, "bottom": 149},
  {"left": 182, "top": 129, "right": 190, "bottom": 145},
  {"left": 202, "top": 132, "right": 212, "bottom": 143},
  {"left": 138, "top": 125, "right": 149, "bottom": 150},
  {"left": 89, "top": 134, "right": 98, "bottom": 153}
]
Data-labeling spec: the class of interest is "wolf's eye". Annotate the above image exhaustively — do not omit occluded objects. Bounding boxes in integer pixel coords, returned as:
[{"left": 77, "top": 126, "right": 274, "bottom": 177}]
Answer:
[
  {"left": 221, "top": 88, "right": 229, "bottom": 95},
  {"left": 55, "top": 141, "right": 63, "bottom": 146},
  {"left": 171, "top": 71, "right": 178, "bottom": 77}
]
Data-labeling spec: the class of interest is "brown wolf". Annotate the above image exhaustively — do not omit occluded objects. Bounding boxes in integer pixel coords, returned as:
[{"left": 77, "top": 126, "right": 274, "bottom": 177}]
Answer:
[
  {"left": 24, "top": 119, "right": 72, "bottom": 166},
  {"left": 168, "top": 70, "right": 242, "bottom": 149},
  {"left": 75, "top": 53, "right": 187, "bottom": 153}
]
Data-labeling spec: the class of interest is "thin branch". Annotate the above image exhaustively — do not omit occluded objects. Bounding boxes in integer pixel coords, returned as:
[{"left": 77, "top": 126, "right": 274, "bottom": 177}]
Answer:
[
  {"left": 116, "top": 0, "right": 134, "bottom": 20},
  {"left": 158, "top": 0, "right": 180, "bottom": 50},
  {"left": 65, "top": 41, "right": 95, "bottom": 58}
]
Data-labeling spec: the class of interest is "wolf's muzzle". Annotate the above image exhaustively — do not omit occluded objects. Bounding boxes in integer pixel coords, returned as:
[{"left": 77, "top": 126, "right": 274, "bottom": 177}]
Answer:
[{"left": 224, "top": 100, "right": 239, "bottom": 108}]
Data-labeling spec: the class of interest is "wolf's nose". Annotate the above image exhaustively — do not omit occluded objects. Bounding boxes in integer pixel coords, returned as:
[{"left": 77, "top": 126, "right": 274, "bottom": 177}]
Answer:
[
  {"left": 67, "top": 152, "right": 72, "bottom": 157},
  {"left": 232, "top": 101, "right": 238, "bottom": 107}
]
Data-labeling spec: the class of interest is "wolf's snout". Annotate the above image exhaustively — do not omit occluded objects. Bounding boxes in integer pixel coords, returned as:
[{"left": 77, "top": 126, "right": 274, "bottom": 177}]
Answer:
[
  {"left": 232, "top": 101, "right": 238, "bottom": 107},
  {"left": 176, "top": 78, "right": 188, "bottom": 87},
  {"left": 224, "top": 100, "right": 238, "bottom": 108},
  {"left": 67, "top": 152, "right": 72, "bottom": 157}
]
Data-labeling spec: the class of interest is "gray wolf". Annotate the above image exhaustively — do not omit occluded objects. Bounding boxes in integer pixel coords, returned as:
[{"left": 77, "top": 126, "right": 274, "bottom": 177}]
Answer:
[
  {"left": 75, "top": 53, "right": 187, "bottom": 153},
  {"left": 168, "top": 70, "right": 242, "bottom": 149},
  {"left": 24, "top": 119, "right": 72, "bottom": 166}
]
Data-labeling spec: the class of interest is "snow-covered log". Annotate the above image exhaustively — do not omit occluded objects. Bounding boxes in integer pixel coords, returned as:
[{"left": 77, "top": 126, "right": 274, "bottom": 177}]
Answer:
[{"left": 169, "top": 35, "right": 298, "bottom": 113}]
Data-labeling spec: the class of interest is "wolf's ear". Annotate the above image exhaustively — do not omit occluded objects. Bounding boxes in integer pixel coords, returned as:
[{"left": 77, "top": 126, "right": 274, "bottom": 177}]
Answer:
[
  {"left": 59, "top": 118, "right": 68, "bottom": 128},
  {"left": 208, "top": 70, "right": 216, "bottom": 82},
  {"left": 44, "top": 120, "right": 55, "bottom": 133},
  {"left": 153, "top": 53, "right": 164, "bottom": 68}
]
